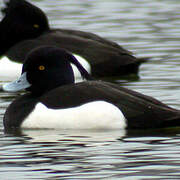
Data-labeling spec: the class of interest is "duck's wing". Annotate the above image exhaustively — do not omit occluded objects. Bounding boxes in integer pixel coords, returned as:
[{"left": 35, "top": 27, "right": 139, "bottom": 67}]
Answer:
[{"left": 40, "top": 81, "right": 180, "bottom": 129}]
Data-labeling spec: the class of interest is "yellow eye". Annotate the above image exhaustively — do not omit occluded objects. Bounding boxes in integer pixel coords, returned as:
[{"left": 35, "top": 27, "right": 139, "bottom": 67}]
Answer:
[
  {"left": 38, "top": 65, "right": 45, "bottom": 71},
  {"left": 33, "top": 24, "right": 39, "bottom": 28}
]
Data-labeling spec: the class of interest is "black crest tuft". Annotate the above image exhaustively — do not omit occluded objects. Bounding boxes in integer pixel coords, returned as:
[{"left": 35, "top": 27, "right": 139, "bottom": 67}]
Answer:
[{"left": 69, "top": 55, "right": 93, "bottom": 80}]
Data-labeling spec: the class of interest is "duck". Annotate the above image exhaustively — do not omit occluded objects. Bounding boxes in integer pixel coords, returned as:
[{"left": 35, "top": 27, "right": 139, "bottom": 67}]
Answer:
[
  {"left": 3, "top": 46, "right": 180, "bottom": 130},
  {"left": 0, "top": 0, "right": 147, "bottom": 81}
]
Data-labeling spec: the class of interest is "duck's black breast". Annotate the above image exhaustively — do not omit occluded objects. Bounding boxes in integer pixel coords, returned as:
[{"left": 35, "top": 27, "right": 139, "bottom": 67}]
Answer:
[
  {"left": 6, "top": 29, "right": 144, "bottom": 77},
  {"left": 40, "top": 81, "right": 180, "bottom": 129},
  {"left": 3, "top": 93, "right": 38, "bottom": 129}
]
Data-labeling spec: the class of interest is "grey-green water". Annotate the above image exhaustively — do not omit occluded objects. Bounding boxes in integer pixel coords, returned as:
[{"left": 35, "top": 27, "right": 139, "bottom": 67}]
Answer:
[{"left": 1, "top": 0, "right": 180, "bottom": 179}]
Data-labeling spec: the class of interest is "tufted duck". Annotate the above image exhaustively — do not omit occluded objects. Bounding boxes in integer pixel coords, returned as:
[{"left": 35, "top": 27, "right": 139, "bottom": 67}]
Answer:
[
  {"left": 3, "top": 46, "right": 180, "bottom": 130},
  {"left": 0, "top": 0, "right": 147, "bottom": 80}
]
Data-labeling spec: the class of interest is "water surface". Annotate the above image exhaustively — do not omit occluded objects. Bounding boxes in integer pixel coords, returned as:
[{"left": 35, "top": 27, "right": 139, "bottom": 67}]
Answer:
[{"left": 1, "top": 0, "right": 180, "bottom": 179}]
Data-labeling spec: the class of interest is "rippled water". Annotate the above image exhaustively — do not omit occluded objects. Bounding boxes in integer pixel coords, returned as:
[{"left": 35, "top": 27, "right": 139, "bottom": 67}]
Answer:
[{"left": 1, "top": 0, "right": 180, "bottom": 179}]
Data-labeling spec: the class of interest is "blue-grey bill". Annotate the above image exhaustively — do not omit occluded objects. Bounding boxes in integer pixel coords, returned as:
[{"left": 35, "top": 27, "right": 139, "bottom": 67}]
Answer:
[{"left": 2, "top": 72, "right": 31, "bottom": 92}]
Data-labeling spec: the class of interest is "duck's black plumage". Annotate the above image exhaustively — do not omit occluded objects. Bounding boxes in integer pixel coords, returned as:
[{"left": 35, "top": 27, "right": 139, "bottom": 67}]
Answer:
[
  {"left": 3, "top": 46, "right": 180, "bottom": 130},
  {"left": 0, "top": 0, "right": 147, "bottom": 77}
]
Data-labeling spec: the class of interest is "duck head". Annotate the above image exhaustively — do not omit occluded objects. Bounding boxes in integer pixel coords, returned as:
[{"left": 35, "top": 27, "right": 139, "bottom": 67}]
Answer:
[
  {"left": 3, "top": 46, "right": 92, "bottom": 95},
  {"left": 0, "top": 0, "right": 49, "bottom": 56}
]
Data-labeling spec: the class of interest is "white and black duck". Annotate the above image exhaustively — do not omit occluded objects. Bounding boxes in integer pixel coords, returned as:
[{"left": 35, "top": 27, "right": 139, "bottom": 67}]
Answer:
[
  {"left": 0, "top": 0, "right": 147, "bottom": 80},
  {"left": 3, "top": 46, "right": 180, "bottom": 130}
]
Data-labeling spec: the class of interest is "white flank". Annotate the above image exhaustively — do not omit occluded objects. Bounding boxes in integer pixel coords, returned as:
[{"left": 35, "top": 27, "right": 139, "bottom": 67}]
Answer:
[
  {"left": 22, "top": 101, "right": 126, "bottom": 130},
  {"left": 0, "top": 56, "right": 22, "bottom": 81}
]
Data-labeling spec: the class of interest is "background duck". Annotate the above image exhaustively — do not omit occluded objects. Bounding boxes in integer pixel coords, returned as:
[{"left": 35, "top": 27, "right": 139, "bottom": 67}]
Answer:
[
  {"left": 3, "top": 46, "right": 180, "bottom": 130},
  {"left": 0, "top": 0, "right": 147, "bottom": 81}
]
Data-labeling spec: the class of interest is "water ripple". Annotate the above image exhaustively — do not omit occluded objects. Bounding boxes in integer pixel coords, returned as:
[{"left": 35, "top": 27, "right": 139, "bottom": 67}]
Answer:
[{"left": 1, "top": 0, "right": 180, "bottom": 179}]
